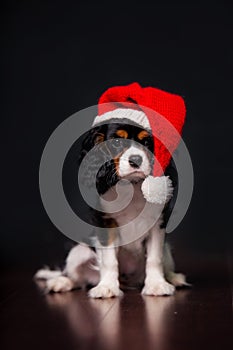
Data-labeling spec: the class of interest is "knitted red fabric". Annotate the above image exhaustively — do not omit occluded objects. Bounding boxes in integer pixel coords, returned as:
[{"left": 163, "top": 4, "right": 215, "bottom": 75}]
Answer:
[{"left": 98, "top": 82, "right": 186, "bottom": 176}]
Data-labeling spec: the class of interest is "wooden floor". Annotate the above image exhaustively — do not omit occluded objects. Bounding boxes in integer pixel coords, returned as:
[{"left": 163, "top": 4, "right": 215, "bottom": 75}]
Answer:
[{"left": 1, "top": 253, "right": 232, "bottom": 350}]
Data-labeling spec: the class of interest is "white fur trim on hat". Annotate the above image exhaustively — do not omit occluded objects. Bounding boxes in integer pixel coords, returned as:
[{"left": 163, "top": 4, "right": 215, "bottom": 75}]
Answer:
[
  {"left": 92, "top": 108, "right": 151, "bottom": 129},
  {"left": 141, "top": 175, "right": 173, "bottom": 204}
]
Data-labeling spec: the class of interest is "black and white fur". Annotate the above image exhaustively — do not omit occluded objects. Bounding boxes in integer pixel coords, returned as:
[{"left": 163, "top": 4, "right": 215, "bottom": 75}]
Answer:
[{"left": 35, "top": 119, "right": 188, "bottom": 298}]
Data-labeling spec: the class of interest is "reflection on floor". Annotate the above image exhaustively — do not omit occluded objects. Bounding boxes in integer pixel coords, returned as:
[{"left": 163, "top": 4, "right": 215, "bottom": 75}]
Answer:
[{"left": 1, "top": 253, "right": 232, "bottom": 350}]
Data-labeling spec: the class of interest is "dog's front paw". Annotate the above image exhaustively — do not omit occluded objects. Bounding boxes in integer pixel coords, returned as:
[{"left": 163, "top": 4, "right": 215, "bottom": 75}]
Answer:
[
  {"left": 88, "top": 284, "right": 123, "bottom": 299},
  {"left": 142, "top": 279, "right": 175, "bottom": 296},
  {"left": 46, "top": 276, "right": 74, "bottom": 293}
]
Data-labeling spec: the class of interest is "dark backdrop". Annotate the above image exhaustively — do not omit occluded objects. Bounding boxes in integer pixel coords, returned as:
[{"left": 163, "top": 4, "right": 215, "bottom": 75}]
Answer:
[{"left": 1, "top": 1, "right": 233, "bottom": 269}]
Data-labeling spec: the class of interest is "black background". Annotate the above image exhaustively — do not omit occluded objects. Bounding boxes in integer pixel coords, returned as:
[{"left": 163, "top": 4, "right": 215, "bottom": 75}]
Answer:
[{"left": 1, "top": 1, "right": 233, "bottom": 270}]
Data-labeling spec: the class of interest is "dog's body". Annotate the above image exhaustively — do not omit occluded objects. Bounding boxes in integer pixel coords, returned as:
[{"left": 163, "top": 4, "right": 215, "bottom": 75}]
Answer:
[{"left": 36, "top": 119, "right": 187, "bottom": 298}]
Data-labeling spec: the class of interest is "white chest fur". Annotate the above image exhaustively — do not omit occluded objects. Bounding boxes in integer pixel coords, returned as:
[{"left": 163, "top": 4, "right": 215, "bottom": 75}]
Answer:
[{"left": 100, "top": 180, "right": 164, "bottom": 248}]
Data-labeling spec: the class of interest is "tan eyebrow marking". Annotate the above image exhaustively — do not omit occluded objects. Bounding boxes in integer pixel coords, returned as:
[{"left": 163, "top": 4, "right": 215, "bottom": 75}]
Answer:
[
  {"left": 95, "top": 133, "right": 105, "bottom": 144},
  {"left": 116, "top": 129, "right": 128, "bottom": 138},
  {"left": 137, "top": 130, "right": 149, "bottom": 140}
]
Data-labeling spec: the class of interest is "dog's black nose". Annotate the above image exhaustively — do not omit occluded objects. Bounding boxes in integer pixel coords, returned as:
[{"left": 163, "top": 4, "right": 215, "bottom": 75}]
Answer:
[{"left": 129, "top": 155, "right": 142, "bottom": 168}]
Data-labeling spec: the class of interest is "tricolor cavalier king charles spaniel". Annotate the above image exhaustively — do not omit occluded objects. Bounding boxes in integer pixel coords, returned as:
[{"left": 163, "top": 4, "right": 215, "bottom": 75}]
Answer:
[{"left": 35, "top": 119, "right": 188, "bottom": 298}]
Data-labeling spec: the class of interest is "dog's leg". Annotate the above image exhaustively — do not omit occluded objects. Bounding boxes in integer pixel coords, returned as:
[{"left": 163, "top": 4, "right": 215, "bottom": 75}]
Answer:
[
  {"left": 88, "top": 244, "right": 123, "bottom": 299},
  {"left": 64, "top": 244, "right": 100, "bottom": 287},
  {"left": 35, "top": 244, "right": 100, "bottom": 293},
  {"left": 142, "top": 224, "right": 175, "bottom": 296}
]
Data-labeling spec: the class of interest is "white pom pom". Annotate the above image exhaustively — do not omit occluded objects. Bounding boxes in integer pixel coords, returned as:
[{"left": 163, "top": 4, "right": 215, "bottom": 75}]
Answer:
[{"left": 141, "top": 175, "right": 173, "bottom": 204}]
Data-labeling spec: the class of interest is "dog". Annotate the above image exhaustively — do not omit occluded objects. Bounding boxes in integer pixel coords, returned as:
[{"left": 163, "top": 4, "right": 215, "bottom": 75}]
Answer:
[{"left": 35, "top": 118, "right": 188, "bottom": 298}]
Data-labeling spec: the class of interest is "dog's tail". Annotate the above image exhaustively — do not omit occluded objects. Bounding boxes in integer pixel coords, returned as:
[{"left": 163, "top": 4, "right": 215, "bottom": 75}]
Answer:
[
  {"left": 163, "top": 243, "right": 191, "bottom": 287},
  {"left": 34, "top": 267, "right": 63, "bottom": 280}
]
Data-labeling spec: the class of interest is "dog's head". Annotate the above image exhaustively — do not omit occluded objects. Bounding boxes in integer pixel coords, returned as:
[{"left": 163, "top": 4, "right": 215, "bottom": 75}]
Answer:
[{"left": 79, "top": 118, "right": 154, "bottom": 194}]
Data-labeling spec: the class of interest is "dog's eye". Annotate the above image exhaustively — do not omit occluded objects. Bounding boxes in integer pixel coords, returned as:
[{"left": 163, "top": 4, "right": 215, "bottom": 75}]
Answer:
[
  {"left": 111, "top": 138, "right": 122, "bottom": 148},
  {"left": 142, "top": 139, "right": 150, "bottom": 147}
]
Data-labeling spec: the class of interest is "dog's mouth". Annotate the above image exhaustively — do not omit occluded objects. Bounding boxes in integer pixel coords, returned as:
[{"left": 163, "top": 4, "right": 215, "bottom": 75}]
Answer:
[{"left": 121, "top": 171, "right": 146, "bottom": 183}]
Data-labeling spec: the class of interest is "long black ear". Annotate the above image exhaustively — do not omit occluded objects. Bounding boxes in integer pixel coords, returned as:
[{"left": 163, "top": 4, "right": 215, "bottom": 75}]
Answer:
[
  {"left": 79, "top": 124, "right": 107, "bottom": 164},
  {"left": 78, "top": 124, "right": 109, "bottom": 188},
  {"left": 62, "top": 124, "right": 109, "bottom": 228},
  {"left": 161, "top": 158, "right": 178, "bottom": 229}
]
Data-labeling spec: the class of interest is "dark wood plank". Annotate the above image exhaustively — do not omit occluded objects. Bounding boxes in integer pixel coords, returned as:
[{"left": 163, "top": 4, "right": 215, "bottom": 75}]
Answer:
[{"left": 1, "top": 254, "right": 232, "bottom": 350}]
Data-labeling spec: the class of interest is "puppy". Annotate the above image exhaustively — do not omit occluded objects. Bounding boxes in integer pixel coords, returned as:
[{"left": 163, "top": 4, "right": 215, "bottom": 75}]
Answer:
[{"left": 35, "top": 118, "right": 188, "bottom": 298}]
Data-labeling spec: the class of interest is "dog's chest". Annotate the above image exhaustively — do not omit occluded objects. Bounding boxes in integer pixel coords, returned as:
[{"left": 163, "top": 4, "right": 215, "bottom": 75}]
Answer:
[{"left": 100, "top": 181, "right": 156, "bottom": 227}]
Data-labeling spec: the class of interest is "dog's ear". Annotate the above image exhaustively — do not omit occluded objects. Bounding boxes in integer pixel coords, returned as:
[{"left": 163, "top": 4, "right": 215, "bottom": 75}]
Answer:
[
  {"left": 161, "top": 158, "right": 178, "bottom": 229},
  {"left": 96, "top": 159, "right": 118, "bottom": 195},
  {"left": 78, "top": 124, "right": 110, "bottom": 189},
  {"left": 62, "top": 124, "right": 109, "bottom": 226},
  {"left": 79, "top": 124, "right": 107, "bottom": 163}
]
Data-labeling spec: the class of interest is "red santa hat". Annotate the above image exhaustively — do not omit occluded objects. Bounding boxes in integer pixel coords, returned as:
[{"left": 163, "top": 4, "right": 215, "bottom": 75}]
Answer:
[{"left": 92, "top": 82, "right": 186, "bottom": 204}]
